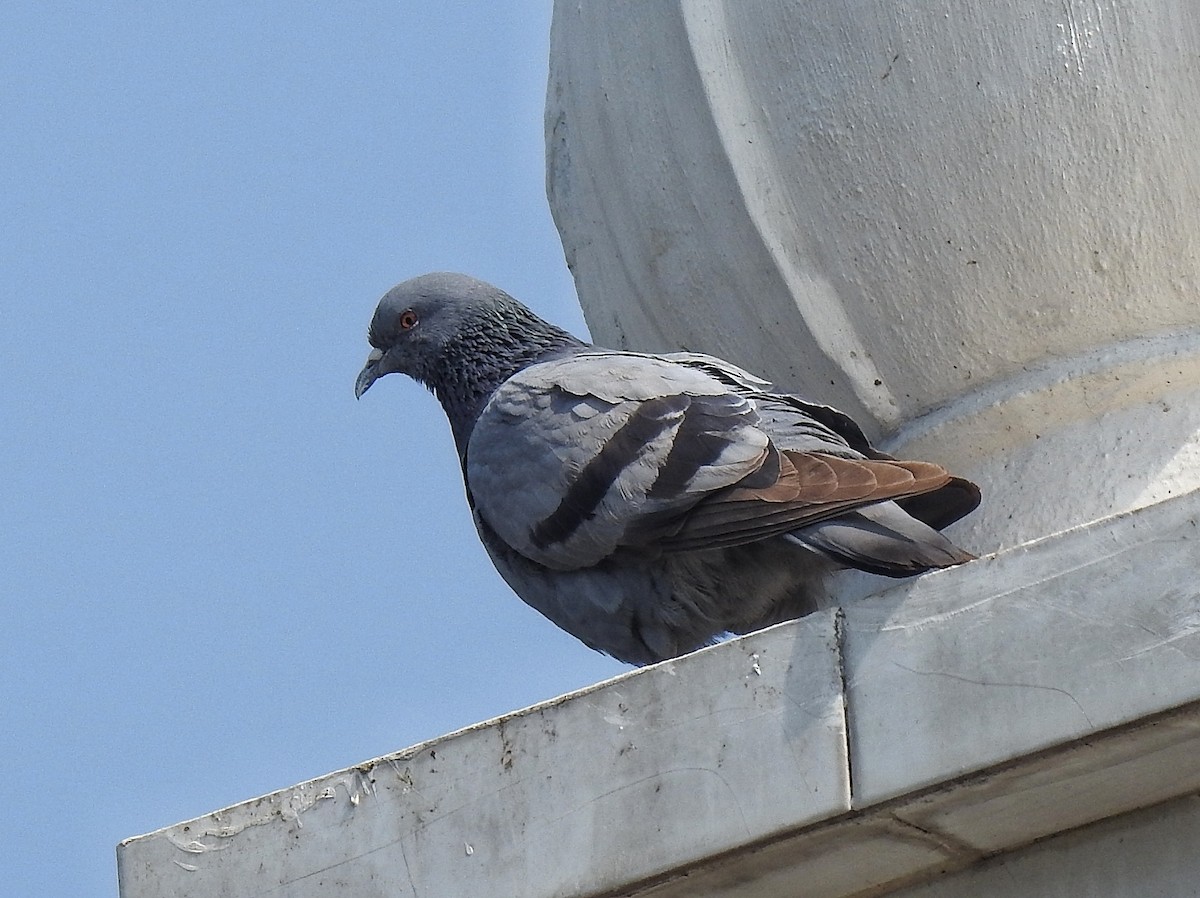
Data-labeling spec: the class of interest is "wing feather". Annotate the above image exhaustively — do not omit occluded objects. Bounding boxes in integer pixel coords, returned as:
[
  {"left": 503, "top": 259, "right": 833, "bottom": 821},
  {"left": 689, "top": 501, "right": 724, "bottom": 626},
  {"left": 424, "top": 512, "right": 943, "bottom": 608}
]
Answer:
[{"left": 656, "top": 452, "right": 955, "bottom": 553}]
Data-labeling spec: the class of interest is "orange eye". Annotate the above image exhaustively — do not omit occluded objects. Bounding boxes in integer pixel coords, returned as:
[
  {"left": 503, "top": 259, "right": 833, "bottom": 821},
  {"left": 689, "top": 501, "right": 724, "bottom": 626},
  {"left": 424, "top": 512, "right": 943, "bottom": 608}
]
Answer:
[{"left": 399, "top": 309, "right": 419, "bottom": 330}]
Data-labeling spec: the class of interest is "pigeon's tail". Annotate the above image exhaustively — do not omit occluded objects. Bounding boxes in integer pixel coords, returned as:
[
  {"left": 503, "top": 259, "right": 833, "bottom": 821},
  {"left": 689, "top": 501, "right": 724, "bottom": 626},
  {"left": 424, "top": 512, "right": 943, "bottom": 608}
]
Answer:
[
  {"left": 787, "top": 500, "right": 975, "bottom": 577},
  {"left": 894, "top": 475, "right": 981, "bottom": 532}
]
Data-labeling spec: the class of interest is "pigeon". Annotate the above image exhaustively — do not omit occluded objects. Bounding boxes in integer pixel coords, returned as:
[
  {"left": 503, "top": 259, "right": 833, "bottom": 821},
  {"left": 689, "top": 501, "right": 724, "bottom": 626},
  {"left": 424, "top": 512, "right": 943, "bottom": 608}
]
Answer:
[{"left": 356, "top": 272, "right": 980, "bottom": 665}]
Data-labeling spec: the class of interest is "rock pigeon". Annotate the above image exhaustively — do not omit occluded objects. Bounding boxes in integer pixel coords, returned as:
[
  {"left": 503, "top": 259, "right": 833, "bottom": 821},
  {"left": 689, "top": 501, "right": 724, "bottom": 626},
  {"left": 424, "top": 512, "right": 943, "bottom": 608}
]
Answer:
[{"left": 356, "top": 273, "right": 980, "bottom": 665}]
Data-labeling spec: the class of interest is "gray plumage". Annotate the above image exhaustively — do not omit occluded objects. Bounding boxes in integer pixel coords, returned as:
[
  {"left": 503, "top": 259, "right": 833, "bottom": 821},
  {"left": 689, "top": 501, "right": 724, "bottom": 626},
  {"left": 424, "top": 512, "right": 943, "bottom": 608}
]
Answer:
[{"left": 356, "top": 273, "right": 980, "bottom": 665}]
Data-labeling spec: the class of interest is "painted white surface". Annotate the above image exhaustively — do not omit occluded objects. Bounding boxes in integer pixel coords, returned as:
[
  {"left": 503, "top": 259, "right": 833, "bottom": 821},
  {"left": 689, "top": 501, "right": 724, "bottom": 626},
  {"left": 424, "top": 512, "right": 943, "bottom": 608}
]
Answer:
[
  {"left": 118, "top": 493, "right": 1200, "bottom": 898},
  {"left": 888, "top": 794, "right": 1200, "bottom": 898},
  {"left": 118, "top": 613, "right": 849, "bottom": 897},
  {"left": 546, "top": 0, "right": 1200, "bottom": 552},
  {"left": 844, "top": 484, "right": 1200, "bottom": 804},
  {"left": 633, "top": 708, "right": 1200, "bottom": 898},
  {"left": 890, "top": 708, "right": 1200, "bottom": 855}
]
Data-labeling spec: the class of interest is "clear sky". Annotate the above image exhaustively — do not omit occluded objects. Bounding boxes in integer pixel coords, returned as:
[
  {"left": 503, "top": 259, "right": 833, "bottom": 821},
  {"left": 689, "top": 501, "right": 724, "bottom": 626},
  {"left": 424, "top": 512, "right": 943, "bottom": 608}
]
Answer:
[{"left": 1, "top": 3, "right": 628, "bottom": 894}]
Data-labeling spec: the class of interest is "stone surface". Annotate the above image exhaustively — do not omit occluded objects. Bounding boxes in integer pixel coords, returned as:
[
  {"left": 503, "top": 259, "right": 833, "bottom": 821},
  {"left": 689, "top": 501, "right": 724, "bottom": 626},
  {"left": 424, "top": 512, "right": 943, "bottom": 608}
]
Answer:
[
  {"left": 843, "top": 488, "right": 1200, "bottom": 805},
  {"left": 891, "top": 704, "right": 1200, "bottom": 854},
  {"left": 632, "top": 817, "right": 961, "bottom": 898},
  {"left": 546, "top": 0, "right": 1200, "bottom": 553},
  {"left": 629, "top": 701, "right": 1200, "bottom": 897},
  {"left": 118, "top": 614, "right": 849, "bottom": 898},
  {"left": 887, "top": 793, "right": 1200, "bottom": 898}
]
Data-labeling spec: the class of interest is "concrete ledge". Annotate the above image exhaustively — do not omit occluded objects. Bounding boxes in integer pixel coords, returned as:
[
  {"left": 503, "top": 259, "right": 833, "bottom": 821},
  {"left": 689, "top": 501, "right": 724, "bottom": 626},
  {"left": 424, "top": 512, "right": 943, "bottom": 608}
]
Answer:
[
  {"left": 118, "top": 614, "right": 848, "bottom": 898},
  {"left": 888, "top": 792, "right": 1200, "bottom": 898},
  {"left": 628, "top": 702, "right": 1200, "bottom": 898},
  {"left": 118, "top": 491, "right": 1200, "bottom": 898},
  {"left": 845, "top": 484, "right": 1200, "bottom": 804}
]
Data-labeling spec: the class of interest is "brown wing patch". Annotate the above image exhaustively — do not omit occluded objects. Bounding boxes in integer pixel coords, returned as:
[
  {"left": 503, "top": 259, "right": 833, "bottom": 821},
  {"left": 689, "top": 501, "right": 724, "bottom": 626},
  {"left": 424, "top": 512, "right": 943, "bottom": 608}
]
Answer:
[{"left": 657, "top": 450, "right": 956, "bottom": 553}]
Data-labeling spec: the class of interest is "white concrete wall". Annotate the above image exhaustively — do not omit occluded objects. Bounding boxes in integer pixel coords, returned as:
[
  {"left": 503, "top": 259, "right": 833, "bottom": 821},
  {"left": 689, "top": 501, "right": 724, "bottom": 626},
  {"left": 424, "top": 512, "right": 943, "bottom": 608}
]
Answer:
[{"left": 546, "top": 0, "right": 1200, "bottom": 553}]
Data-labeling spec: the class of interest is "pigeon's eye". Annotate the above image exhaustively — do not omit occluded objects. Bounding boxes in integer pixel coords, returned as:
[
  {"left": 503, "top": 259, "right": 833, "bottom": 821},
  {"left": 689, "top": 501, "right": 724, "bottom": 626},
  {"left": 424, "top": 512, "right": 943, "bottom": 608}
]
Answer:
[{"left": 399, "top": 309, "right": 419, "bottom": 331}]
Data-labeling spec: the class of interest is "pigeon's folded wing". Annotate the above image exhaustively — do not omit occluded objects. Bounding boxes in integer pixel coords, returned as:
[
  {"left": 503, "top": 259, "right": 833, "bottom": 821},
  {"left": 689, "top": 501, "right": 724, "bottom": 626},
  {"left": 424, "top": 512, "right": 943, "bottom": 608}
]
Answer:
[
  {"left": 465, "top": 352, "right": 771, "bottom": 570},
  {"left": 465, "top": 351, "right": 964, "bottom": 571},
  {"left": 654, "top": 453, "right": 957, "bottom": 552}
]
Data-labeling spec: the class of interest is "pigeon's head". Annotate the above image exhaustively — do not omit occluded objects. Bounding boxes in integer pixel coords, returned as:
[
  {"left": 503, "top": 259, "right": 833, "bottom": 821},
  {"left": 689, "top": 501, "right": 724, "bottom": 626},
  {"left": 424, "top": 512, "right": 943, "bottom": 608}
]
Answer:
[
  {"left": 355, "top": 272, "right": 584, "bottom": 403},
  {"left": 356, "top": 272, "right": 509, "bottom": 398}
]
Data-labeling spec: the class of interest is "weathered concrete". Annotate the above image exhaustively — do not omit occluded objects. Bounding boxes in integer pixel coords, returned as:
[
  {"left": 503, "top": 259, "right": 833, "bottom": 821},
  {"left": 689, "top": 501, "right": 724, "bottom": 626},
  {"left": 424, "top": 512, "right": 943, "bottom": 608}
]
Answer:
[
  {"left": 844, "top": 488, "right": 1200, "bottom": 805},
  {"left": 118, "top": 491, "right": 1200, "bottom": 898},
  {"left": 118, "top": 613, "right": 851, "bottom": 897},
  {"left": 545, "top": 0, "right": 1200, "bottom": 554},
  {"left": 630, "top": 707, "right": 1200, "bottom": 898},
  {"left": 887, "top": 793, "right": 1200, "bottom": 898}
]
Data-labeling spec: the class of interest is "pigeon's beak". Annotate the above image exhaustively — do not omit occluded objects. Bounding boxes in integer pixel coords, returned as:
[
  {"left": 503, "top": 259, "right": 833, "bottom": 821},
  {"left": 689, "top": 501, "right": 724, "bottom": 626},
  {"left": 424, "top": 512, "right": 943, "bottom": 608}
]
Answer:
[{"left": 355, "top": 348, "right": 385, "bottom": 399}]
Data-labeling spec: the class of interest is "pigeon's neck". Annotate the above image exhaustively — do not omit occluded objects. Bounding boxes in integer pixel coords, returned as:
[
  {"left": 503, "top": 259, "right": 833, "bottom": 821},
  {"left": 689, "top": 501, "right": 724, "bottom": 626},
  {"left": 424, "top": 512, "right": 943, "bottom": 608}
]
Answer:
[{"left": 431, "top": 326, "right": 586, "bottom": 456}]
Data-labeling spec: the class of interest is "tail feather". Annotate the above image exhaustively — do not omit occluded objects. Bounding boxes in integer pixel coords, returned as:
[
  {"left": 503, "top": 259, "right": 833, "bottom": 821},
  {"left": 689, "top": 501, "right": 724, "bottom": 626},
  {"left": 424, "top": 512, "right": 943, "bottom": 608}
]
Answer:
[
  {"left": 787, "top": 500, "right": 975, "bottom": 577},
  {"left": 896, "top": 475, "right": 981, "bottom": 531}
]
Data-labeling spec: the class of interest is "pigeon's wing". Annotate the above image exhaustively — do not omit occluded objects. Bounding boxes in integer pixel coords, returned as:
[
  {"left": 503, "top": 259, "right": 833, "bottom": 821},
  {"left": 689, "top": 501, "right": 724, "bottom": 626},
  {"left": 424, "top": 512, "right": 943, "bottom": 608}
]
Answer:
[
  {"left": 659, "top": 356, "right": 980, "bottom": 542},
  {"left": 465, "top": 351, "right": 772, "bottom": 570},
  {"left": 752, "top": 391, "right": 981, "bottom": 530},
  {"left": 657, "top": 352, "right": 772, "bottom": 390},
  {"left": 466, "top": 350, "right": 967, "bottom": 570},
  {"left": 662, "top": 353, "right": 887, "bottom": 457},
  {"left": 653, "top": 452, "right": 959, "bottom": 552}
]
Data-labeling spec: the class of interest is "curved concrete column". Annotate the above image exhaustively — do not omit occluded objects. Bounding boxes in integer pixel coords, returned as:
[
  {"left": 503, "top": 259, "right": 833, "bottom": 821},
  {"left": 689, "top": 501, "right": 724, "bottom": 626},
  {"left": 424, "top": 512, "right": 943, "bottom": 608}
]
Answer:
[{"left": 546, "top": 1, "right": 1200, "bottom": 551}]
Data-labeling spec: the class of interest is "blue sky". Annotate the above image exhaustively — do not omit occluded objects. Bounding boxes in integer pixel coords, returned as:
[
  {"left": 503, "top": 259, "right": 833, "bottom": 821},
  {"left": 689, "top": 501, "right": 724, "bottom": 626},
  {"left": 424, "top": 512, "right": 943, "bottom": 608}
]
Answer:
[{"left": 1, "top": 3, "right": 627, "bottom": 893}]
